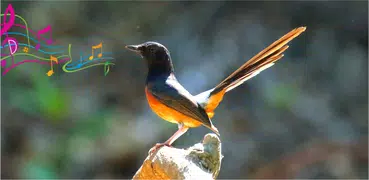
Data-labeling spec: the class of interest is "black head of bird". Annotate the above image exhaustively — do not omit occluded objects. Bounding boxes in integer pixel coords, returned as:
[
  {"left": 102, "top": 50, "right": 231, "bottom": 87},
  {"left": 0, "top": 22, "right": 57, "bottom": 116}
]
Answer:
[{"left": 125, "top": 42, "right": 174, "bottom": 76}]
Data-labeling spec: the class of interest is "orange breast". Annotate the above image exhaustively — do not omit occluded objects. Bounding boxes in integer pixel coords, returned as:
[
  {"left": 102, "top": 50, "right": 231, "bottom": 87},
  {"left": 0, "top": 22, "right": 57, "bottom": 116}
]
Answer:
[{"left": 145, "top": 87, "right": 202, "bottom": 128}]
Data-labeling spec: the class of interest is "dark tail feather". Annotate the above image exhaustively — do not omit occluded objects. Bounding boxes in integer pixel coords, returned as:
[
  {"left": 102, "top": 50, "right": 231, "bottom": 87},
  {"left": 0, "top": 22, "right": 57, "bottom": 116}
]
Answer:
[
  {"left": 212, "top": 27, "right": 306, "bottom": 94},
  {"left": 203, "top": 27, "right": 306, "bottom": 114}
]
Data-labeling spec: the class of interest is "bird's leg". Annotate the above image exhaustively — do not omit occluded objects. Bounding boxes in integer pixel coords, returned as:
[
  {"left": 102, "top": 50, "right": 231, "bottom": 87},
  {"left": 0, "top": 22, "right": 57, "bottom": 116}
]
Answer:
[{"left": 149, "top": 123, "right": 189, "bottom": 155}]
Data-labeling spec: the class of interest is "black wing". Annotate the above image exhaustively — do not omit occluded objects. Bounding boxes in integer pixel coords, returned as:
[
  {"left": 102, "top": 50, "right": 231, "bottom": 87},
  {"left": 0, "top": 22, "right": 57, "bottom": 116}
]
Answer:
[{"left": 148, "top": 78, "right": 212, "bottom": 128}]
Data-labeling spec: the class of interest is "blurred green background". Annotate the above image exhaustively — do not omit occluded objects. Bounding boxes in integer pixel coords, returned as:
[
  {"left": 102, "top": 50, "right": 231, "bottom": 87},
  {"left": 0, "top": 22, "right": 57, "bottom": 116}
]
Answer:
[{"left": 1, "top": 0, "right": 368, "bottom": 179}]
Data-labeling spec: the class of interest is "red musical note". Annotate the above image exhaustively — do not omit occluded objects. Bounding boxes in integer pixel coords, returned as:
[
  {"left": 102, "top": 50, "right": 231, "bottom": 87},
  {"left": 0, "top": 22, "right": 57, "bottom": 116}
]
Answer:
[
  {"left": 35, "top": 25, "right": 53, "bottom": 50},
  {"left": 1, "top": 4, "right": 15, "bottom": 36},
  {"left": 1, "top": 4, "right": 16, "bottom": 67}
]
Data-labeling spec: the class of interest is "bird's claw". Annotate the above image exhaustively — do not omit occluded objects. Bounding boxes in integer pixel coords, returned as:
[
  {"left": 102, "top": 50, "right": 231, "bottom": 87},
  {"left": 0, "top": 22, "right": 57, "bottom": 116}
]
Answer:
[{"left": 148, "top": 143, "right": 172, "bottom": 155}]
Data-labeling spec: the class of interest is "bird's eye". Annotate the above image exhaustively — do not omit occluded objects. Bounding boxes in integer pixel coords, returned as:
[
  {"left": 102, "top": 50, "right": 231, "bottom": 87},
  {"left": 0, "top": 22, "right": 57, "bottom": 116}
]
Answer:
[{"left": 149, "top": 47, "right": 155, "bottom": 54}]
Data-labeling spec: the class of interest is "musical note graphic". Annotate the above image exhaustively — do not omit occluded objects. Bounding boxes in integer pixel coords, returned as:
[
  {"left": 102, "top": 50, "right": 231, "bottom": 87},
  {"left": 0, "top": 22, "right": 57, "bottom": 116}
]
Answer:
[
  {"left": 1, "top": 4, "right": 15, "bottom": 36},
  {"left": 1, "top": 3, "right": 115, "bottom": 76},
  {"left": 0, "top": 37, "right": 18, "bottom": 55},
  {"left": 1, "top": 4, "right": 16, "bottom": 68},
  {"left": 1, "top": 52, "right": 67, "bottom": 62},
  {"left": 89, "top": 42, "right": 103, "bottom": 60},
  {"left": 104, "top": 61, "right": 110, "bottom": 76},
  {"left": 1, "top": 56, "right": 69, "bottom": 76},
  {"left": 1, "top": 12, "right": 31, "bottom": 48},
  {"left": 1, "top": 31, "right": 65, "bottom": 51},
  {"left": 62, "top": 43, "right": 115, "bottom": 73},
  {"left": 35, "top": 25, "right": 53, "bottom": 50},
  {"left": 7, "top": 38, "right": 18, "bottom": 54},
  {"left": 1, "top": 40, "right": 65, "bottom": 55},
  {"left": 46, "top": 55, "right": 58, "bottom": 76},
  {"left": 1, "top": 58, "right": 70, "bottom": 76}
]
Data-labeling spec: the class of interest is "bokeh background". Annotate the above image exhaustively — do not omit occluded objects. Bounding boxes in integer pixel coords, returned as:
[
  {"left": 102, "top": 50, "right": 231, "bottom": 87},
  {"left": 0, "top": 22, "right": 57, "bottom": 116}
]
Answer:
[{"left": 1, "top": 0, "right": 368, "bottom": 179}]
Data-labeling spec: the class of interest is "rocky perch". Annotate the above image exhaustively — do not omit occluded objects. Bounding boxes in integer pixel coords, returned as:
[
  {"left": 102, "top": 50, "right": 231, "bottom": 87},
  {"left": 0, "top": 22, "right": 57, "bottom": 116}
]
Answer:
[{"left": 133, "top": 133, "right": 223, "bottom": 180}]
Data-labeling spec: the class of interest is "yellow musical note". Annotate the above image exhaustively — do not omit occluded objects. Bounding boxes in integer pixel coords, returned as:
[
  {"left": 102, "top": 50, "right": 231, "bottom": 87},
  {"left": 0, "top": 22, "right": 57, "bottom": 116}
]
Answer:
[
  {"left": 89, "top": 42, "right": 103, "bottom": 60},
  {"left": 46, "top": 55, "right": 58, "bottom": 76}
]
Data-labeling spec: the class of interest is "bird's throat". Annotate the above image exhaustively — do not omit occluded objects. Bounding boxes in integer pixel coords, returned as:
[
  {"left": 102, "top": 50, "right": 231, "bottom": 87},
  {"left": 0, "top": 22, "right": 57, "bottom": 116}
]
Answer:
[{"left": 147, "top": 57, "right": 174, "bottom": 78}]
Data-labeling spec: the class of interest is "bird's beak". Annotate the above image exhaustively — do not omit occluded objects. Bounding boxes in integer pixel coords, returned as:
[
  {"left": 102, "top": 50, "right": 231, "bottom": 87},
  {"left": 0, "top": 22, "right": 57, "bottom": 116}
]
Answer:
[{"left": 125, "top": 44, "right": 141, "bottom": 53}]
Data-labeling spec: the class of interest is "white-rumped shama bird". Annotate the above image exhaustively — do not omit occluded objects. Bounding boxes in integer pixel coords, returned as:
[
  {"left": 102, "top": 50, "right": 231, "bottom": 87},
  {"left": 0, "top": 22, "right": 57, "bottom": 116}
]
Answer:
[{"left": 126, "top": 27, "right": 306, "bottom": 154}]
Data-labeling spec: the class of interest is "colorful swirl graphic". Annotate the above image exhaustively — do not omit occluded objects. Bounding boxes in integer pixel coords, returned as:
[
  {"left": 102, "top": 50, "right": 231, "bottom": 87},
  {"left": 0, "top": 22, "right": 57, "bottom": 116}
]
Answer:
[{"left": 0, "top": 3, "right": 115, "bottom": 77}]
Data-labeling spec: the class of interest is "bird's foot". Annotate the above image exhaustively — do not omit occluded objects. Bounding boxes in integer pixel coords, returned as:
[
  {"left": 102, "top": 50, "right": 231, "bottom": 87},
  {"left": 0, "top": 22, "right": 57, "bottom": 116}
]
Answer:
[{"left": 148, "top": 142, "right": 172, "bottom": 155}]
